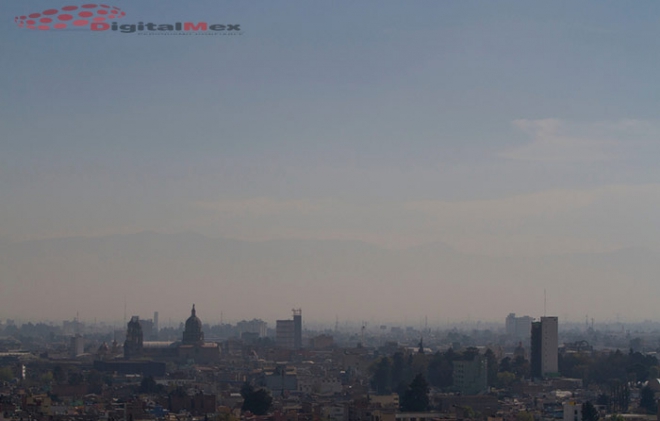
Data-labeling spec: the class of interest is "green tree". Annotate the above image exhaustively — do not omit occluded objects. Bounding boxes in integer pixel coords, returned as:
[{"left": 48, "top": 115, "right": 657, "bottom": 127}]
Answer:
[
  {"left": 240, "top": 382, "right": 254, "bottom": 399},
  {"left": 240, "top": 382, "right": 272, "bottom": 415},
  {"left": 649, "top": 366, "right": 660, "bottom": 380},
  {"left": 138, "top": 376, "right": 160, "bottom": 394},
  {"left": 608, "top": 381, "right": 630, "bottom": 413},
  {"left": 370, "top": 357, "right": 392, "bottom": 395},
  {"left": 516, "top": 411, "right": 534, "bottom": 421},
  {"left": 86, "top": 370, "right": 104, "bottom": 394},
  {"left": 459, "top": 406, "right": 477, "bottom": 419},
  {"left": 462, "top": 347, "right": 480, "bottom": 361},
  {"left": 626, "top": 351, "right": 658, "bottom": 383},
  {"left": 596, "top": 394, "right": 610, "bottom": 408},
  {"left": 0, "top": 367, "right": 13, "bottom": 382},
  {"left": 499, "top": 357, "right": 512, "bottom": 373},
  {"left": 67, "top": 371, "right": 84, "bottom": 386},
  {"left": 392, "top": 352, "right": 406, "bottom": 387},
  {"left": 400, "top": 373, "right": 429, "bottom": 412},
  {"left": 484, "top": 349, "right": 498, "bottom": 387},
  {"left": 512, "top": 356, "right": 530, "bottom": 379},
  {"left": 582, "top": 401, "right": 600, "bottom": 421},
  {"left": 639, "top": 386, "right": 657, "bottom": 414},
  {"left": 410, "top": 353, "right": 429, "bottom": 378},
  {"left": 496, "top": 372, "right": 516, "bottom": 388},
  {"left": 53, "top": 365, "right": 66, "bottom": 384},
  {"left": 41, "top": 371, "right": 54, "bottom": 384},
  {"left": 559, "top": 352, "right": 590, "bottom": 381},
  {"left": 427, "top": 350, "right": 454, "bottom": 390}
]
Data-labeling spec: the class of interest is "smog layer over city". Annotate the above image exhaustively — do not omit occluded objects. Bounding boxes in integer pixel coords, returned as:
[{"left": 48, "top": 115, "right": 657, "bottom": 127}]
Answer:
[{"left": 2, "top": 2, "right": 660, "bottom": 421}]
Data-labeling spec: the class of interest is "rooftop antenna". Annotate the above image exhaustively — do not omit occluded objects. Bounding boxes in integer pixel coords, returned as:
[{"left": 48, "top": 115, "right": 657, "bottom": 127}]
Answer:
[{"left": 544, "top": 289, "right": 547, "bottom": 317}]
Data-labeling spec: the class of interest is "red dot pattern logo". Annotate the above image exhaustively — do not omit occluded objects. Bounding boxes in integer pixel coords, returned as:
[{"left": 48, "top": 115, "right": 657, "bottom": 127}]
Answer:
[{"left": 15, "top": 4, "right": 126, "bottom": 30}]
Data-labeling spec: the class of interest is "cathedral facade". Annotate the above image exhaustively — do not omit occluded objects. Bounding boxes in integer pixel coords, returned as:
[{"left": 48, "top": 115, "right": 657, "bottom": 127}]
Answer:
[{"left": 122, "top": 305, "right": 219, "bottom": 364}]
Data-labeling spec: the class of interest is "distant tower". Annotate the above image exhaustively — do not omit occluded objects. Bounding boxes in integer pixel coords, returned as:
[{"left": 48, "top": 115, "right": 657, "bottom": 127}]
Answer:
[
  {"left": 276, "top": 309, "right": 302, "bottom": 349},
  {"left": 124, "top": 316, "right": 143, "bottom": 359},
  {"left": 531, "top": 316, "right": 558, "bottom": 379},
  {"left": 153, "top": 311, "right": 159, "bottom": 339},
  {"left": 70, "top": 335, "right": 84, "bottom": 358},
  {"left": 293, "top": 308, "right": 302, "bottom": 350}
]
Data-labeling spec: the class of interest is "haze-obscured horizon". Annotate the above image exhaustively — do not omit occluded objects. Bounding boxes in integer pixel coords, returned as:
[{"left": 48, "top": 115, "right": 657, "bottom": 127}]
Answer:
[{"left": 3, "top": 1, "right": 660, "bottom": 324}]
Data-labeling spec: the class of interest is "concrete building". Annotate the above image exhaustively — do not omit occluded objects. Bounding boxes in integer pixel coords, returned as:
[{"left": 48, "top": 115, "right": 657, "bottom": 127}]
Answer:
[
  {"left": 531, "top": 316, "right": 558, "bottom": 379},
  {"left": 236, "top": 319, "right": 268, "bottom": 338},
  {"left": 293, "top": 308, "right": 302, "bottom": 349},
  {"left": 153, "top": 311, "right": 159, "bottom": 339},
  {"left": 276, "top": 319, "right": 295, "bottom": 349},
  {"left": 276, "top": 309, "right": 302, "bottom": 349},
  {"left": 453, "top": 355, "right": 488, "bottom": 395},
  {"left": 563, "top": 401, "right": 582, "bottom": 421},
  {"left": 70, "top": 335, "right": 84, "bottom": 358},
  {"left": 264, "top": 366, "right": 298, "bottom": 395},
  {"left": 310, "top": 334, "right": 334, "bottom": 349},
  {"left": 506, "top": 313, "right": 533, "bottom": 340}
]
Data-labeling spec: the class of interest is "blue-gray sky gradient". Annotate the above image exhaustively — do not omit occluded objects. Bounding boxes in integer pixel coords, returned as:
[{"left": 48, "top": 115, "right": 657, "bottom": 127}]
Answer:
[{"left": 2, "top": 1, "right": 660, "bottom": 324}]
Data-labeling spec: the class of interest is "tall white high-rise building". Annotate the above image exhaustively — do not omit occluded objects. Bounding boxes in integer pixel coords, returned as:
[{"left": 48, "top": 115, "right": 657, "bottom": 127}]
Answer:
[{"left": 531, "top": 316, "right": 558, "bottom": 379}]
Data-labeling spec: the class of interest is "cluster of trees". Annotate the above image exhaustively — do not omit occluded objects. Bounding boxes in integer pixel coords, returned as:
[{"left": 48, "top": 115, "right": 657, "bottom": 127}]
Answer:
[
  {"left": 400, "top": 374, "right": 430, "bottom": 412},
  {"left": 372, "top": 346, "right": 659, "bottom": 400},
  {"left": 18, "top": 365, "right": 114, "bottom": 394},
  {"left": 559, "top": 349, "right": 659, "bottom": 385},
  {"left": 581, "top": 402, "right": 599, "bottom": 421},
  {"left": 496, "top": 354, "right": 530, "bottom": 388},
  {"left": 1, "top": 322, "right": 61, "bottom": 338},
  {"left": 369, "top": 348, "right": 449, "bottom": 396},
  {"left": 370, "top": 347, "right": 530, "bottom": 396},
  {"left": 639, "top": 386, "right": 658, "bottom": 414}
]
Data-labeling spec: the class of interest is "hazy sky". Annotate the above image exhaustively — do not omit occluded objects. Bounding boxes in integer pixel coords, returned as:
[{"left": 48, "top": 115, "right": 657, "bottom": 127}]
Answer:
[{"left": 2, "top": 1, "right": 660, "bottom": 325}]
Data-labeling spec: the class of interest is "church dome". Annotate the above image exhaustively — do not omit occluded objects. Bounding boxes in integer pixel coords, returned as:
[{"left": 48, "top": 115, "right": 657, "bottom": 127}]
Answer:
[
  {"left": 182, "top": 304, "right": 204, "bottom": 344},
  {"left": 186, "top": 305, "right": 202, "bottom": 330}
]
